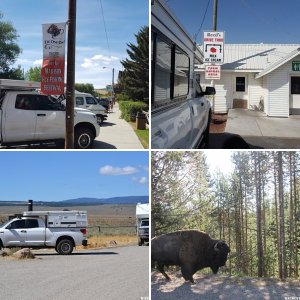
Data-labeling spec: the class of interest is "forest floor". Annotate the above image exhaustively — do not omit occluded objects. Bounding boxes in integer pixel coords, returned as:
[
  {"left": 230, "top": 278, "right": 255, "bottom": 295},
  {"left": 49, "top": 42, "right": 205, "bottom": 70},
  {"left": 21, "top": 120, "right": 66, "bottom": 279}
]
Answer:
[{"left": 151, "top": 271, "right": 300, "bottom": 300}]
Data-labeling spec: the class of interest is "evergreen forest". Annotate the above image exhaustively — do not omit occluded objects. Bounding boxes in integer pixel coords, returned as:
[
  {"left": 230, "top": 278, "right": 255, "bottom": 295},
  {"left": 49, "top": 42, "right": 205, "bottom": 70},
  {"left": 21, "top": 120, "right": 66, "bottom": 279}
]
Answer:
[{"left": 151, "top": 151, "right": 300, "bottom": 280}]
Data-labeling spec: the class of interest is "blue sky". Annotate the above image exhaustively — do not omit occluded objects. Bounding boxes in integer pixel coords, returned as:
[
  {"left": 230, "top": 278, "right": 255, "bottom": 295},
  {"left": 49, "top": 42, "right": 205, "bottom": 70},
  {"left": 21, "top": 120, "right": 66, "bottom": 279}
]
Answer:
[
  {"left": 165, "top": 0, "right": 300, "bottom": 44},
  {"left": 1, "top": 0, "right": 148, "bottom": 88},
  {"left": 0, "top": 151, "right": 149, "bottom": 202}
]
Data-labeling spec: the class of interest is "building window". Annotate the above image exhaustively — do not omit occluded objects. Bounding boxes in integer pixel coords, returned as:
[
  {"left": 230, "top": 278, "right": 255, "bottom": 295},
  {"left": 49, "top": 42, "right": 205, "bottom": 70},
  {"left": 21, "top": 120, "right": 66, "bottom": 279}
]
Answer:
[
  {"left": 236, "top": 77, "right": 245, "bottom": 92},
  {"left": 291, "top": 76, "right": 300, "bottom": 94}
]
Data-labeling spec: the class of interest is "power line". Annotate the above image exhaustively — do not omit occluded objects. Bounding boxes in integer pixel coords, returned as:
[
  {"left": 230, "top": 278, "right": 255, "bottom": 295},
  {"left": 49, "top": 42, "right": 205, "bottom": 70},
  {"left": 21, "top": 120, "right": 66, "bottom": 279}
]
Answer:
[
  {"left": 99, "top": 0, "right": 111, "bottom": 58},
  {"left": 195, "top": 0, "right": 211, "bottom": 42}
]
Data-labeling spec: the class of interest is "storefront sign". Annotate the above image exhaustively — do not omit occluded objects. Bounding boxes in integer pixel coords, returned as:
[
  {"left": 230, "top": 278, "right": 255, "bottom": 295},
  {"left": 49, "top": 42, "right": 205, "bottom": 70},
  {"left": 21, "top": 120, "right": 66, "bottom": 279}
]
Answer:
[
  {"left": 203, "top": 31, "right": 224, "bottom": 64},
  {"left": 41, "top": 22, "right": 66, "bottom": 95},
  {"left": 205, "top": 65, "right": 221, "bottom": 80}
]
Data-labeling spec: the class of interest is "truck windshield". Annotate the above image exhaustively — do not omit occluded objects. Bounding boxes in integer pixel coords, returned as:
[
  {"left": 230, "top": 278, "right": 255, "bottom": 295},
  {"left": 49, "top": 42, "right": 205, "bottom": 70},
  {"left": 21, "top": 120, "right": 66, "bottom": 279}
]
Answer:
[
  {"left": 141, "top": 220, "right": 149, "bottom": 227},
  {"left": 0, "top": 219, "right": 11, "bottom": 228}
]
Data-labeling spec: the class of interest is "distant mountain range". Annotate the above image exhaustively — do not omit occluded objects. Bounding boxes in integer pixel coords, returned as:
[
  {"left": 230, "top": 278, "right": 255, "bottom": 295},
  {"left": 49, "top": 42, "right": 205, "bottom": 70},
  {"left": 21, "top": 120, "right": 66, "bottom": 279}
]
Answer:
[{"left": 0, "top": 196, "right": 149, "bottom": 207}]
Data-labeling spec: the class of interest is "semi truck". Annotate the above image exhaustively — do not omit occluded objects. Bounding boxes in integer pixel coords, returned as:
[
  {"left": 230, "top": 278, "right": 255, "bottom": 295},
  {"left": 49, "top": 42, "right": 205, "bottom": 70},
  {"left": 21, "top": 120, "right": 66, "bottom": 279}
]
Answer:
[
  {"left": 136, "top": 203, "right": 149, "bottom": 246},
  {"left": 0, "top": 210, "right": 88, "bottom": 255}
]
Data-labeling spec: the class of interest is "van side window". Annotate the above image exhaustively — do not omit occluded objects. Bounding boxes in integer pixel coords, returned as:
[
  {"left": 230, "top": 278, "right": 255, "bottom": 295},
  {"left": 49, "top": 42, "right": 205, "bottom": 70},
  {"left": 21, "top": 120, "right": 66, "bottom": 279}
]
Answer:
[
  {"left": 152, "top": 28, "right": 190, "bottom": 106},
  {"left": 76, "top": 97, "right": 84, "bottom": 105}
]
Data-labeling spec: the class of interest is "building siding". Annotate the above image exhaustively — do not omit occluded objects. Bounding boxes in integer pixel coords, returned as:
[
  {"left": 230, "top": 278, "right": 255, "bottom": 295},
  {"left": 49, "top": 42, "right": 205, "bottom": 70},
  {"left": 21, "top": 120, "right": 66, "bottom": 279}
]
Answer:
[
  {"left": 248, "top": 74, "right": 266, "bottom": 111},
  {"left": 268, "top": 62, "right": 290, "bottom": 117}
]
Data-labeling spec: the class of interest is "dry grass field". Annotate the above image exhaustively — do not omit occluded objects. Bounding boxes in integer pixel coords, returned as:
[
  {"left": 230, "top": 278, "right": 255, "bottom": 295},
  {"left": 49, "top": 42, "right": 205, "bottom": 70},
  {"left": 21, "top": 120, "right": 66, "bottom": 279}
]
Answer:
[{"left": 0, "top": 204, "right": 139, "bottom": 248}]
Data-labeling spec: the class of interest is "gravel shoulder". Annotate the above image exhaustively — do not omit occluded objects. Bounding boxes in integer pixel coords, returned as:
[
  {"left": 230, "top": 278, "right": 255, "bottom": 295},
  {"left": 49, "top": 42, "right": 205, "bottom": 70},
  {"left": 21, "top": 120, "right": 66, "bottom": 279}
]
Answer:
[
  {"left": 152, "top": 271, "right": 300, "bottom": 300},
  {"left": 0, "top": 246, "right": 149, "bottom": 300}
]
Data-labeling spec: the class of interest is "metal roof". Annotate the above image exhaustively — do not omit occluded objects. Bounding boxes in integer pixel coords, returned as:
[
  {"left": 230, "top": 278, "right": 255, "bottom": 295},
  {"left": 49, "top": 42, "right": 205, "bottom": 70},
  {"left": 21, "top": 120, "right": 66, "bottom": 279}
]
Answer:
[{"left": 196, "top": 44, "right": 300, "bottom": 72}]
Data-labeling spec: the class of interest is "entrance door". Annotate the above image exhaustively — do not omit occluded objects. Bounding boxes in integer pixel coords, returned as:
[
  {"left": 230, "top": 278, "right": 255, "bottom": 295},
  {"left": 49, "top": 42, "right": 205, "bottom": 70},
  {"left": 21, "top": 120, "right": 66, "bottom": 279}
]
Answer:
[{"left": 290, "top": 76, "right": 300, "bottom": 114}]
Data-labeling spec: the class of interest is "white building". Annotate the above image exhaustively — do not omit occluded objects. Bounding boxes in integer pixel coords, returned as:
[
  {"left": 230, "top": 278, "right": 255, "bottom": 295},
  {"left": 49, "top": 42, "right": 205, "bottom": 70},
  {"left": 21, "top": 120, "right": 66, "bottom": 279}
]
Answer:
[{"left": 197, "top": 44, "right": 300, "bottom": 117}]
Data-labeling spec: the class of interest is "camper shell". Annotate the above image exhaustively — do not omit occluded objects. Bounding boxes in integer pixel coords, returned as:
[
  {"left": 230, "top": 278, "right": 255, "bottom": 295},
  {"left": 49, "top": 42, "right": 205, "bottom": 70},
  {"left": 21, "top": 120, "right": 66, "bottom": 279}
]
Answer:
[{"left": 151, "top": 0, "right": 215, "bottom": 149}]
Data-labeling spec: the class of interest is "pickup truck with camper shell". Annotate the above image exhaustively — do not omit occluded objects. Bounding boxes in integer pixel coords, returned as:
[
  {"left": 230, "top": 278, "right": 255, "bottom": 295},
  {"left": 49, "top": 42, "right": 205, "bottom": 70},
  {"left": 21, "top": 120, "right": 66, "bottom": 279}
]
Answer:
[
  {"left": 151, "top": 0, "right": 215, "bottom": 149},
  {"left": 0, "top": 79, "right": 100, "bottom": 148},
  {"left": 0, "top": 210, "right": 88, "bottom": 255}
]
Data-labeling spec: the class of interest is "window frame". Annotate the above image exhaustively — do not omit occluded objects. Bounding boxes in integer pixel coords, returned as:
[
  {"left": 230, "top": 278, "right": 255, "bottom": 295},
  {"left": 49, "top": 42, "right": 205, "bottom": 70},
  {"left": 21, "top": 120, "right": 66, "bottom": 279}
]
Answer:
[{"left": 152, "top": 26, "right": 190, "bottom": 108}]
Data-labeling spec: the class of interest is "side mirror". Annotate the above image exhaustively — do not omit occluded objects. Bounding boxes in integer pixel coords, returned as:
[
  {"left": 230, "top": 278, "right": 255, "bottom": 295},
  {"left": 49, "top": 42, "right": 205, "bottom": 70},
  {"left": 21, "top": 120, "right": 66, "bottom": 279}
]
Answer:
[{"left": 204, "top": 86, "right": 216, "bottom": 95}]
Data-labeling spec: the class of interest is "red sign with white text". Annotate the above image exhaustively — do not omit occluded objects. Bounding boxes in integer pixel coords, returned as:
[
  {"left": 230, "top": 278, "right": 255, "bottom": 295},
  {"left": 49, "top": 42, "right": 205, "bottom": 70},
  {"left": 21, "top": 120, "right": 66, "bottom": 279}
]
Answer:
[{"left": 41, "top": 23, "right": 66, "bottom": 95}]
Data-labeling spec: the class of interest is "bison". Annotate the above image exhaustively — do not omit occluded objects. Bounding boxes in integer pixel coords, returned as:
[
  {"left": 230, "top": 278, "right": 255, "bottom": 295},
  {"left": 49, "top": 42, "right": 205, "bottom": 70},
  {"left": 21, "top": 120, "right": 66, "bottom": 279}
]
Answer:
[{"left": 151, "top": 230, "right": 230, "bottom": 283}]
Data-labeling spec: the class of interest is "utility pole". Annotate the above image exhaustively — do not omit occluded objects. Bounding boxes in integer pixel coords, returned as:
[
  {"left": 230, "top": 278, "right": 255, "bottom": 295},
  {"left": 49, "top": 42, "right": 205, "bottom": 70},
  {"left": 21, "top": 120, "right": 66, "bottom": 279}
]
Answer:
[
  {"left": 211, "top": 0, "right": 218, "bottom": 113},
  {"left": 213, "top": 0, "right": 218, "bottom": 31},
  {"left": 65, "top": 0, "right": 77, "bottom": 149}
]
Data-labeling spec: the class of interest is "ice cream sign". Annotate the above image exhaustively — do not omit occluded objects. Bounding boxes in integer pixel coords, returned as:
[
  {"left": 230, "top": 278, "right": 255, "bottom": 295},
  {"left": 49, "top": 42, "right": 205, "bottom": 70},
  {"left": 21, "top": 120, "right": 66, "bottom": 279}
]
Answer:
[{"left": 203, "top": 31, "right": 224, "bottom": 64}]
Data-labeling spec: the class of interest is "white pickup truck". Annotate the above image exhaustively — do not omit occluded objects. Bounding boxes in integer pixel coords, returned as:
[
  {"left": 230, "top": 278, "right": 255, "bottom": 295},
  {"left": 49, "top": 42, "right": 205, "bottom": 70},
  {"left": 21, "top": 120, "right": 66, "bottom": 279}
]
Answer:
[
  {"left": 0, "top": 211, "right": 88, "bottom": 255},
  {"left": 0, "top": 79, "right": 100, "bottom": 148}
]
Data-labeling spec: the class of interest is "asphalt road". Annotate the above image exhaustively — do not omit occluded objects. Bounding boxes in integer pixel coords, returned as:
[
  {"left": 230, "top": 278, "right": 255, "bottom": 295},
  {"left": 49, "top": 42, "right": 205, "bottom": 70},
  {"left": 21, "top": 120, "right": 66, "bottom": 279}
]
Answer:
[{"left": 0, "top": 246, "right": 149, "bottom": 300}]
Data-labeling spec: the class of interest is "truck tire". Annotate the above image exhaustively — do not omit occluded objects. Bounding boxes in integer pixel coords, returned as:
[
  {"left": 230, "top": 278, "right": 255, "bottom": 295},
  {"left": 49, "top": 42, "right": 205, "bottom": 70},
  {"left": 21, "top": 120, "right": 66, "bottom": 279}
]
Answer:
[
  {"left": 0, "top": 239, "right": 3, "bottom": 250},
  {"left": 56, "top": 239, "right": 74, "bottom": 255},
  {"left": 203, "top": 111, "right": 211, "bottom": 148},
  {"left": 138, "top": 237, "right": 143, "bottom": 246},
  {"left": 74, "top": 127, "right": 94, "bottom": 149}
]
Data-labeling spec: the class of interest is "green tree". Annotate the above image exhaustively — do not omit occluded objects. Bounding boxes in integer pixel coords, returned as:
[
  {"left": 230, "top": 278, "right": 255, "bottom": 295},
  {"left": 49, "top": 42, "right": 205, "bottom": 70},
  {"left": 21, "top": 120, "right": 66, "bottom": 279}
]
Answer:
[
  {"left": 120, "top": 26, "right": 148, "bottom": 103},
  {"left": 25, "top": 66, "right": 41, "bottom": 82},
  {"left": 0, "top": 12, "right": 22, "bottom": 79},
  {"left": 75, "top": 83, "right": 96, "bottom": 96}
]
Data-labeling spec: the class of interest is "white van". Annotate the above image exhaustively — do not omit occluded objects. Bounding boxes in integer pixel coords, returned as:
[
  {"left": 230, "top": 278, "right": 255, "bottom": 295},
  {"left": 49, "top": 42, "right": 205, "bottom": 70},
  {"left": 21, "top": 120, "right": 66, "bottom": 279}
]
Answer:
[
  {"left": 74, "top": 92, "right": 108, "bottom": 124},
  {"left": 151, "top": 0, "right": 215, "bottom": 149}
]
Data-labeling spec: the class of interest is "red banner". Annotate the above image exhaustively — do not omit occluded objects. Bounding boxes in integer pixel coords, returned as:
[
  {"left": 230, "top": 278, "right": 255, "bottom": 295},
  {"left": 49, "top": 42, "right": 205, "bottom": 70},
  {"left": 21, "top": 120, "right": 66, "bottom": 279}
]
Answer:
[{"left": 41, "top": 23, "right": 66, "bottom": 95}]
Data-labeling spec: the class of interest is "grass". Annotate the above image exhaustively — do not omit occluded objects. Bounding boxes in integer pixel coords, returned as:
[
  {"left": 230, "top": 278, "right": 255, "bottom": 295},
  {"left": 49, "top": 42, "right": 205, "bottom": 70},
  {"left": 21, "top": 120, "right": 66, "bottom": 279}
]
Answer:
[
  {"left": 129, "top": 122, "right": 149, "bottom": 148},
  {"left": 78, "top": 235, "right": 138, "bottom": 250}
]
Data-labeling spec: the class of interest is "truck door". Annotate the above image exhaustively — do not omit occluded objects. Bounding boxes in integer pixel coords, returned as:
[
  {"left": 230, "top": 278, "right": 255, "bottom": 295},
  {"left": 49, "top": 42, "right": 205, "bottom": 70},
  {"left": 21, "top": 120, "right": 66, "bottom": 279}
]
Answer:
[
  {"left": 23, "top": 219, "right": 45, "bottom": 246},
  {"left": 34, "top": 95, "right": 65, "bottom": 140},
  {"left": 2, "top": 93, "right": 37, "bottom": 142},
  {"left": 189, "top": 97, "right": 210, "bottom": 147},
  {"left": 3, "top": 219, "right": 27, "bottom": 247}
]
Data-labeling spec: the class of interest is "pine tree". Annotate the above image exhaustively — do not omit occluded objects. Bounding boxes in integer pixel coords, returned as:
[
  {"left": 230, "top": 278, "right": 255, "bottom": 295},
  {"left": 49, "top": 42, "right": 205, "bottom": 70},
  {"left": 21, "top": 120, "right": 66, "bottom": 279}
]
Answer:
[
  {"left": 120, "top": 26, "right": 148, "bottom": 103},
  {"left": 0, "top": 12, "right": 22, "bottom": 78}
]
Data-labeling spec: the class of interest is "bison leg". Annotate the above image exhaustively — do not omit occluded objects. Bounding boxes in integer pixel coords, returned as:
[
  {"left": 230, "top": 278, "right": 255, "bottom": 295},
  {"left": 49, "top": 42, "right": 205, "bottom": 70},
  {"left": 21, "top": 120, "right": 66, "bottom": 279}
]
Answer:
[
  {"left": 157, "top": 263, "right": 171, "bottom": 281},
  {"left": 181, "top": 265, "right": 195, "bottom": 284}
]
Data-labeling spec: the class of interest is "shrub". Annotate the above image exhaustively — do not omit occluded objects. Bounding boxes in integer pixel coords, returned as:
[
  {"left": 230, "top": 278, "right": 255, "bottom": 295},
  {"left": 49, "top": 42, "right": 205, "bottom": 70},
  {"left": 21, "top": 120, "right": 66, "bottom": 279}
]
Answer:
[
  {"left": 116, "top": 93, "right": 131, "bottom": 102},
  {"left": 119, "top": 101, "right": 148, "bottom": 122}
]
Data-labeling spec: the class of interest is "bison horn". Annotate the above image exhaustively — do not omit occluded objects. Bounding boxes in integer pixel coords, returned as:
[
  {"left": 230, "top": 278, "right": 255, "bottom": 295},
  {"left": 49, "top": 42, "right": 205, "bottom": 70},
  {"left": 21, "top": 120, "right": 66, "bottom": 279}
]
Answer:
[{"left": 214, "top": 242, "right": 220, "bottom": 252}]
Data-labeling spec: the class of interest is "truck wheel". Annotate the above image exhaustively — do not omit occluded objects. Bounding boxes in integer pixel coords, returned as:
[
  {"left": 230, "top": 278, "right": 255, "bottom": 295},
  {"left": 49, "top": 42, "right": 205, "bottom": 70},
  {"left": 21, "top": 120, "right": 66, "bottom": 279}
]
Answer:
[
  {"left": 74, "top": 127, "right": 94, "bottom": 149},
  {"left": 138, "top": 238, "right": 143, "bottom": 246},
  {"left": 56, "top": 239, "right": 74, "bottom": 255},
  {"left": 0, "top": 240, "right": 3, "bottom": 250}
]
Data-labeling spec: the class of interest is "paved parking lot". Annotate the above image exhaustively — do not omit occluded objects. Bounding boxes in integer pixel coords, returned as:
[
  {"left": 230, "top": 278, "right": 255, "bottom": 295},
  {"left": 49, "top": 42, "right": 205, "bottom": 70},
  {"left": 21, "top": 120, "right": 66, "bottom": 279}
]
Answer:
[{"left": 225, "top": 109, "right": 300, "bottom": 149}]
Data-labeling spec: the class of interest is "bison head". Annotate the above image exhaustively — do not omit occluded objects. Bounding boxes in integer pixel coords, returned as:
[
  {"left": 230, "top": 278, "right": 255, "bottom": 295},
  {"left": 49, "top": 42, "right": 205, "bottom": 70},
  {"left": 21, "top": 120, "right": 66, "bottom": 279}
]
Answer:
[{"left": 210, "top": 240, "right": 230, "bottom": 274}]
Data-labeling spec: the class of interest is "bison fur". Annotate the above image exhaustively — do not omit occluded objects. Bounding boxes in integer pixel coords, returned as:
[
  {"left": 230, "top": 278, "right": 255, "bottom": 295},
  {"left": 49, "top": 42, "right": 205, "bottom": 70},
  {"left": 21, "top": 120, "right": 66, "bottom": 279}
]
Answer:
[{"left": 151, "top": 230, "right": 230, "bottom": 283}]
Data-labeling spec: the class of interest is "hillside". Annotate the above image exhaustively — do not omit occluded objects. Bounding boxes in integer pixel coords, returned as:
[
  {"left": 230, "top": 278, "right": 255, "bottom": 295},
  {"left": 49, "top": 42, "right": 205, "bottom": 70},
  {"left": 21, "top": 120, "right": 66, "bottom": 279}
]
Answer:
[{"left": 0, "top": 196, "right": 148, "bottom": 207}]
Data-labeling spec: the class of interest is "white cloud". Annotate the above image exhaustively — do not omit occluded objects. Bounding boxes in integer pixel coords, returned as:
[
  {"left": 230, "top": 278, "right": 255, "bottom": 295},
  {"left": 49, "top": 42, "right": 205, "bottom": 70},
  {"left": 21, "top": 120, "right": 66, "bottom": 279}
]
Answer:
[
  {"left": 81, "top": 54, "right": 119, "bottom": 69},
  {"left": 91, "top": 54, "right": 119, "bottom": 62},
  {"left": 138, "top": 177, "right": 148, "bottom": 184},
  {"left": 100, "top": 165, "right": 138, "bottom": 176},
  {"left": 33, "top": 59, "right": 43, "bottom": 66},
  {"left": 132, "top": 176, "right": 148, "bottom": 185}
]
